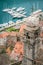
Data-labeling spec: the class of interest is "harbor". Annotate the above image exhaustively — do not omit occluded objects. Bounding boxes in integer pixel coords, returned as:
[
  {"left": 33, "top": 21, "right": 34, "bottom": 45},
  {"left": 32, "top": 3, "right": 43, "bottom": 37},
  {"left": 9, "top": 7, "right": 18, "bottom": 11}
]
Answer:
[
  {"left": 0, "top": 0, "right": 43, "bottom": 65},
  {"left": 0, "top": 9, "right": 43, "bottom": 65}
]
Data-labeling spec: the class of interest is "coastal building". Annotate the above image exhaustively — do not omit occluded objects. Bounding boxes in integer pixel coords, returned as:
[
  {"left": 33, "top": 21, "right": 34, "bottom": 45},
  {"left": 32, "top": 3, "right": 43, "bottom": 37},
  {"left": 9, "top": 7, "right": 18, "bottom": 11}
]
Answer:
[
  {"left": 0, "top": 31, "right": 18, "bottom": 48},
  {"left": 0, "top": 9, "right": 43, "bottom": 65},
  {"left": 0, "top": 32, "right": 9, "bottom": 46}
]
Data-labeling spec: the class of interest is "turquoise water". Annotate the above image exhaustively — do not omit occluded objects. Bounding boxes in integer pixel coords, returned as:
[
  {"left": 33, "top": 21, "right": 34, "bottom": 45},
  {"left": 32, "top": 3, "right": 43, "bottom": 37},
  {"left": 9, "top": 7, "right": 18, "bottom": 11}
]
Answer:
[{"left": 0, "top": 0, "right": 43, "bottom": 24}]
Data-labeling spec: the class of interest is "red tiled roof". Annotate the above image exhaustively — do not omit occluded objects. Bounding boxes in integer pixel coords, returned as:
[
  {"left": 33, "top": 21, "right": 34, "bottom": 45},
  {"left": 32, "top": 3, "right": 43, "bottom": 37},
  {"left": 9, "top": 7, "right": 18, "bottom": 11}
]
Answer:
[
  {"left": 9, "top": 31, "right": 18, "bottom": 36},
  {"left": 19, "top": 24, "right": 27, "bottom": 33},
  {"left": 0, "top": 32, "right": 9, "bottom": 38},
  {"left": 0, "top": 31, "right": 18, "bottom": 38}
]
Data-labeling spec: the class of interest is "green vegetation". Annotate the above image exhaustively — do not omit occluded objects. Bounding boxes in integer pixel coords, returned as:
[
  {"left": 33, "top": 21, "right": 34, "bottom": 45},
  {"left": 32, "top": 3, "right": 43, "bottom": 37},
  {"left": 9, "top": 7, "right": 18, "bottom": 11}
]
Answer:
[
  {"left": 10, "top": 45, "right": 14, "bottom": 51},
  {"left": 6, "top": 27, "right": 19, "bottom": 32},
  {"left": 0, "top": 48, "right": 6, "bottom": 54}
]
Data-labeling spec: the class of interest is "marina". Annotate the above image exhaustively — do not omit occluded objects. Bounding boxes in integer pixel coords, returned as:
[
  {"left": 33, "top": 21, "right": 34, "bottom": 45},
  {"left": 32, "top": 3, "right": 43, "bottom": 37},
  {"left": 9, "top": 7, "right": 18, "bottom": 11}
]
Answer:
[
  {"left": 3, "top": 7, "right": 26, "bottom": 19},
  {"left": 0, "top": 0, "right": 43, "bottom": 65},
  {"left": 0, "top": 9, "right": 43, "bottom": 30},
  {"left": 0, "top": 0, "right": 43, "bottom": 24}
]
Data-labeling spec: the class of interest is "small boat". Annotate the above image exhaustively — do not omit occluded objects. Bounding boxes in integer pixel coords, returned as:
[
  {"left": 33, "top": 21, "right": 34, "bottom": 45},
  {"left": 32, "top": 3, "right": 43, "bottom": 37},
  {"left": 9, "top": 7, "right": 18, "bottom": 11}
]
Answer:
[
  {"left": 16, "top": 7, "right": 25, "bottom": 12},
  {"left": 2, "top": 23, "right": 8, "bottom": 27},
  {"left": 12, "top": 7, "right": 16, "bottom": 10},
  {"left": 0, "top": 24, "right": 3, "bottom": 28},
  {"left": 16, "top": 20, "right": 23, "bottom": 25},
  {"left": 17, "top": 14, "right": 26, "bottom": 18},
  {"left": 8, "top": 21, "right": 14, "bottom": 24},
  {"left": 18, "top": 11, "right": 26, "bottom": 14},
  {"left": 3, "top": 8, "right": 11, "bottom": 12},
  {"left": 17, "top": 10, "right": 23, "bottom": 13},
  {"left": 22, "top": 12, "right": 27, "bottom": 15},
  {"left": 3, "top": 8, "right": 14, "bottom": 15}
]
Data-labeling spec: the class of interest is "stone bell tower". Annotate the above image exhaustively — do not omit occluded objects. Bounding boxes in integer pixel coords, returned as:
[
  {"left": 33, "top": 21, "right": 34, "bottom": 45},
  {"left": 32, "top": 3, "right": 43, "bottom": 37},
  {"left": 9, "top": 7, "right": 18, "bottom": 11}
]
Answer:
[{"left": 21, "top": 26, "right": 40, "bottom": 65}]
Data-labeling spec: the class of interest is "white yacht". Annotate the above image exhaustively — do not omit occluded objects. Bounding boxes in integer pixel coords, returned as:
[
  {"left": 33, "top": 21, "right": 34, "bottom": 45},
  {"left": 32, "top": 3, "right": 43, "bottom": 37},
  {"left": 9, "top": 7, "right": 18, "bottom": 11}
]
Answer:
[
  {"left": 12, "top": 7, "right": 16, "bottom": 10},
  {"left": 22, "top": 12, "right": 27, "bottom": 15},
  {"left": 3, "top": 8, "right": 15, "bottom": 15},
  {"left": 16, "top": 7, "right": 25, "bottom": 12},
  {"left": 8, "top": 21, "right": 14, "bottom": 24},
  {"left": 16, "top": 20, "right": 23, "bottom": 24},
  {"left": 0, "top": 24, "right": 3, "bottom": 28},
  {"left": 2, "top": 23, "right": 8, "bottom": 27},
  {"left": 18, "top": 11, "right": 26, "bottom": 14},
  {"left": 3, "top": 8, "right": 11, "bottom": 12},
  {"left": 17, "top": 14, "right": 26, "bottom": 18}
]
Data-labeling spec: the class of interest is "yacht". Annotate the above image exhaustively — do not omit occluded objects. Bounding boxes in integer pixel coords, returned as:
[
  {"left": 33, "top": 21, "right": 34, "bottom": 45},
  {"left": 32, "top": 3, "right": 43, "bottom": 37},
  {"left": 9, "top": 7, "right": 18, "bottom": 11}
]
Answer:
[
  {"left": 2, "top": 23, "right": 8, "bottom": 27},
  {"left": 0, "top": 24, "right": 3, "bottom": 28},
  {"left": 18, "top": 11, "right": 26, "bottom": 14},
  {"left": 3, "top": 8, "right": 15, "bottom": 15},
  {"left": 8, "top": 21, "right": 14, "bottom": 24},
  {"left": 16, "top": 20, "right": 23, "bottom": 24},
  {"left": 12, "top": 7, "right": 16, "bottom": 10},
  {"left": 16, "top": 7, "right": 25, "bottom": 12},
  {"left": 17, "top": 14, "right": 26, "bottom": 18},
  {"left": 22, "top": 12, "right": 27, "bottom": 15},
  {"left": 3, "top": 8, "right": 11, "bottom": 12}
]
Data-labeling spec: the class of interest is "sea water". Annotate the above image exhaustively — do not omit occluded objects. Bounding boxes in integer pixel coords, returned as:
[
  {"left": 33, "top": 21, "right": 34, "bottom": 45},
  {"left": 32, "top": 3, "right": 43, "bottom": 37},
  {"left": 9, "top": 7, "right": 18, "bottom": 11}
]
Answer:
[{"left": 0, "top": 0, "right": 43, "bottom": 24}]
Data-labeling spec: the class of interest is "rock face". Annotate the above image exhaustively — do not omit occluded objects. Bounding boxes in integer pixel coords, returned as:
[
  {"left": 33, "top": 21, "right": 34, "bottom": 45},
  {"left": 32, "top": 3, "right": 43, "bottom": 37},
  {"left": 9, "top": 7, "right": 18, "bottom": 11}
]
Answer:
[
  {"left": 0, "top": 53, "right": 10, "bottom": 65},
  {"left": 36, "top": 49, "right": 43, "bottom": 65}
]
